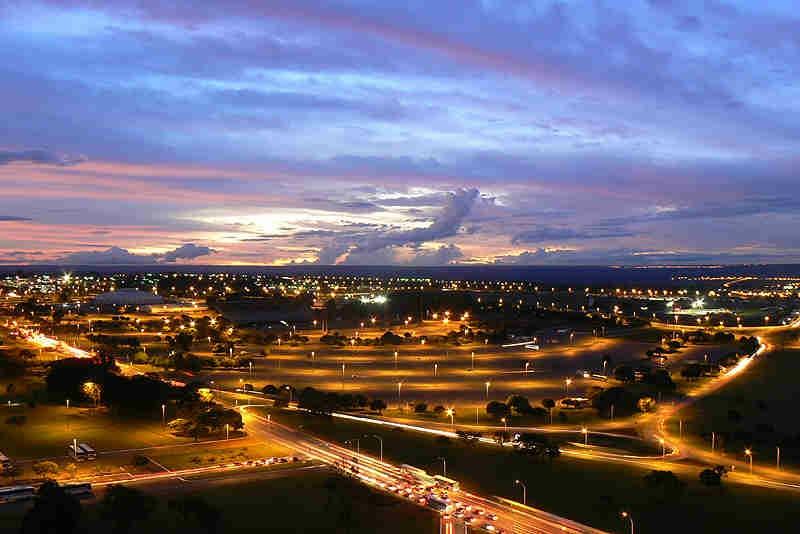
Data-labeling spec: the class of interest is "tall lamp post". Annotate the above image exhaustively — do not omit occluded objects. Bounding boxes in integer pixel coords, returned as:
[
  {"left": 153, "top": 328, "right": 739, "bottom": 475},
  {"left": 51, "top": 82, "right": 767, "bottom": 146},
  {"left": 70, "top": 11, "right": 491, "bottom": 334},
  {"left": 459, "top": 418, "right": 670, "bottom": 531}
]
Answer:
[
  {"left": 437, "top": 456, "right": 446, "bottom": 477},
  {"left": 364, "top": 434, "right": 383, "bottom": 462},
  {"left": 745, "top": 448, "right": 753, "bottom": 474},
  {"left": 621, "top": 511, "right": 634, "bottom": 534},
  {"left": 514, "top": 479, "right": 527, "bottom": 505},
  {"left": 485, "top": 381, "right": 491, "bottom": 400}
]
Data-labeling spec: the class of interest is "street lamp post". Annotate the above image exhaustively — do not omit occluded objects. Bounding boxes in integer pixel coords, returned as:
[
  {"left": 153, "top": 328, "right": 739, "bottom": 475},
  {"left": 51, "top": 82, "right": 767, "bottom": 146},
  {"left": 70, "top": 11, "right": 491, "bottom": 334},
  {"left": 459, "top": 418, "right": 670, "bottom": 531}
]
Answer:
[
  {"left": 582, "top": 427, "right": 588, "bottom": 446},
  {"left": 485, "top": 381, "right": 491, "bottom": 400},
  {"left": 777, "top": 446, "right": 781, "bottom": 470},
  {"left": 501, "top": 417, "right": 507, "bottom": 433},
  {"left": 394, "top": 351, "right": 398, "bottom": 370},
  {"left": 659, "top": 438, "right": 666, "bottom": 457},
  {"left": 161, "top": 403, "right": 166, "bottom": 425},
  {"left": 471, "top": 352, "right": 475, "bottom": 370},
  {"left": 514, "top": 479, "right": 527, "bottom": 505},
  {"left": 364, "top": 434, "right": 383, "bottom": 462},
  {"left": 397, "top": 381, "right": 403, "bottom": 406},
  {"left": 564, "top": 378, "right": 572, "bottom": 393},
  {"left": 434, "top": 363, "right": 438, "bottom": 377},
  {"left": 745, "top": 448, "right": 753, "bottom": 474},
  {"left": 437, "top": 456, "right": 446, "bottom": 477},
  {"left": 225, "top": 423, "right": 230, "bottom": 440},
  {"left": 524, "top": 362, "right": 530, "bottom": 375},
  {"left": 446, "top": 408, "right": 455, "bottom": 427},
  {"left": 621, "top": 512, "right": 634, "bottom": 534}
]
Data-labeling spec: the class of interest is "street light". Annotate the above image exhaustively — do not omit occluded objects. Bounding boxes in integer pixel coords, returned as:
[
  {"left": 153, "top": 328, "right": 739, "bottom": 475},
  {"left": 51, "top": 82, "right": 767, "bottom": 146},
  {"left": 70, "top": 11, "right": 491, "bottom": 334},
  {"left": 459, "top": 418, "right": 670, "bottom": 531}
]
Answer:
[
  {"left": 161, "top": 403, "right": 166, "bottom": 425},
  {"left": 397, "top": 381, "right": 403, "bottom": 405},
  {"left": 659, "top": 437, "right": 666, "bottom": 457},
  {"left": 434, "top": 363, "right": 438, "bottom": 377},
  {"left": 745, "top": 448, "right": 753, "bottom": 474},
  {"left": 394, "top": 351, "right": 398, "bottom": 369},
  {"left": 524, "top": 361, "right": 530, "bottom": 375},
  {"left": 471, "top": 351, "right": 475, "bottom": 370},
  {"left": 437, "top": 456, "right": 446, "bottom": 477},
  {"left": 581, "top": 427, "right": 588, "bottom": 446},
  {"left": 501, "top": 417, "right": 507, "bottom": 433},
  {"left": 485, "top": 381, "right": 491, "bottom": 400},
  {"left": 621, "top": 511, "right": 634, "bottom": 534},
  {"left": 564, "top": 378, "right": 572, "bottom": 393},
  {"left": 364, "top": 434, "right": 383, "bottom": 462},
  {"left": 446, "top": 408, "right": 455, "bottom": 427},
  {"left": 514, "top": 479, "right": 527, "bottom": 505}
]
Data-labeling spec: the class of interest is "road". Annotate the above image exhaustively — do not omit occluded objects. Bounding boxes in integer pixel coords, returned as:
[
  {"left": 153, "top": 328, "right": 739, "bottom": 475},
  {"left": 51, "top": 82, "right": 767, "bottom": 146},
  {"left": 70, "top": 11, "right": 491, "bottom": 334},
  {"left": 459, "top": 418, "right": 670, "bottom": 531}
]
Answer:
[{"left": 237, "top": 404, "right": 607, "bottom": 534}]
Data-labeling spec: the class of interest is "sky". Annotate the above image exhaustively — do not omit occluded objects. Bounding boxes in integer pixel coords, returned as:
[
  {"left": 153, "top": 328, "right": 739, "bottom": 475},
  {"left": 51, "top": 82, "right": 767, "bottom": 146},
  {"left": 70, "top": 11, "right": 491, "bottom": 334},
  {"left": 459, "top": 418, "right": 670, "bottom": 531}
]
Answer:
[{"left": 1, "top": 0, "right": 800, "bottom": 266}]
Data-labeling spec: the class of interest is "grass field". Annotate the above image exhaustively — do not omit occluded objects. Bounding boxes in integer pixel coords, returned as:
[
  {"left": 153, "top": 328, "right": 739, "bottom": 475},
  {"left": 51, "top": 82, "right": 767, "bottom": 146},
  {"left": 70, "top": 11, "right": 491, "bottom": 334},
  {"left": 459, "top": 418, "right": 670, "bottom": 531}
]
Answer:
[
  {"left": 0, "top": 404, "right": 187, "bottom": 460},
  {"left": 669, "top": 346, "right": 800, "bottom": 467},
  {"left": 261, "top": 407, "right": 800, "bottom": 534},
  {"left": 0, "top": 470, "right": 439, "bottom": 533}
]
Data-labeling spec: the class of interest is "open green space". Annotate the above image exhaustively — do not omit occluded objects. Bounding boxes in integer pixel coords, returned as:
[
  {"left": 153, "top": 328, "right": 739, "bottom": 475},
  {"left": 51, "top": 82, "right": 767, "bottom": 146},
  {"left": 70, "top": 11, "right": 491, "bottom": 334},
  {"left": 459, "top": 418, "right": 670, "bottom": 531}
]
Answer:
[
  {"left": 670, "top": 346, "right": 800, "bottom": 467},
  {"left": 0, "top": 404, "right": 187, "bottom": 460},
  {"left": 0, "top": 470, "right": 438, "bottom": 533},
  {"left": 262, "top": 407, "right": 800, "bottom": 534}
]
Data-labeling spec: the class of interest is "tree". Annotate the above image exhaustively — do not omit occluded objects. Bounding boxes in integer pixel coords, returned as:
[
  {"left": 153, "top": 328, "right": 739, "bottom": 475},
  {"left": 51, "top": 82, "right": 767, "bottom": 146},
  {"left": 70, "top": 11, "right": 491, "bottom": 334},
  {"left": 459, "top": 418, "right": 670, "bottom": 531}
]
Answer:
[
  {"left": 506, "top": 395, "right": 533, "bottom": 415},
  {"left": 541, "top": 398, "right": 556, "bottom": 424},
  {"left": 32, "top": 461, "right": 59, "bottom": 479},
  {"left": 82, "top": 381, "right": 102, "bottom": 407},
  {"left": 643, "top": 470, "right": 686, "bottom": 502},
  {"left": 486, "top": 400, "right": 510, "bottom": 419},
  {"left": 168, "top": 496, "right": 221, "bottom": 534},
  {"left": 614, "top": 365, "right": 635, "bottom": 382},
  {"left": 637, "top": 396, "right": 656, "bottom": 413},
  {"left": 21, "top": 481, "right": 82, "bottom": 534},
  {"left": 369, "top": 398, "right": 387, "bottom": 414},
  {"left": 100, "top": 484, "right": 157, "bottom": 534},
  {"left": 414, "top": 403, "right": 428, "bottom": 413},
  {"left": 699, "top": 468, "right": 722, "bottom": 487}
]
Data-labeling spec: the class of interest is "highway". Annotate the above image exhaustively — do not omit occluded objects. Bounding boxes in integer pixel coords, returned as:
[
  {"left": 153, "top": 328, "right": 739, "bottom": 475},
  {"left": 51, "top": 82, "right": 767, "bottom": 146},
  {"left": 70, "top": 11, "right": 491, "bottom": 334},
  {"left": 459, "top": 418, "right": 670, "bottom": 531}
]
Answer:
[{"left": 238, "top": 404, "right": 607, "bottom": 534}]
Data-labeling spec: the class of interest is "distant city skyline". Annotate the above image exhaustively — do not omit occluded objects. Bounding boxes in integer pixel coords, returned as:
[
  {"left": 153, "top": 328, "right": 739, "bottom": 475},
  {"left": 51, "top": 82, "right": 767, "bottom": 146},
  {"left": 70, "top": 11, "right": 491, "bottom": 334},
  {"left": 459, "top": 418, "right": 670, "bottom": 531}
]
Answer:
[{"left": 2, "top": 1, "right": 800, "bottom": 265}]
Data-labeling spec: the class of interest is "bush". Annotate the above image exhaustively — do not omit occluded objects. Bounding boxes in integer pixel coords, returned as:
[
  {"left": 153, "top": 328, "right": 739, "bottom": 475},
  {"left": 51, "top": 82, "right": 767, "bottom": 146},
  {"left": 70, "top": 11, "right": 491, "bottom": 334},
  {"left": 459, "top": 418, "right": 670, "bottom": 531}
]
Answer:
[
  {"left": 699, "top": 468, "right": 722, "bottom": 486},
  {"left": 32, "top": 461, "right": 59, "bottom": 479}
]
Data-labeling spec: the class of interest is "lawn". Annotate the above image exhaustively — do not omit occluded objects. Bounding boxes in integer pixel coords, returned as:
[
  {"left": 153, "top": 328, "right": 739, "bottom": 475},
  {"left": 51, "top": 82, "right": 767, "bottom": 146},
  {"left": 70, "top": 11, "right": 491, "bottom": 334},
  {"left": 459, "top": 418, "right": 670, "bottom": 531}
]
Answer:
[
  {"left": 261, "top": 407, "right": 800, "bottom": 534},
  {"left": 0, "top": 404, "right": 187, "bottom": 461},
  {"left": 0, "top": 470, "right": 438, "bottom": 534},
  {"left": 668, "top": 346, "right": 800, "bottom": 467}
]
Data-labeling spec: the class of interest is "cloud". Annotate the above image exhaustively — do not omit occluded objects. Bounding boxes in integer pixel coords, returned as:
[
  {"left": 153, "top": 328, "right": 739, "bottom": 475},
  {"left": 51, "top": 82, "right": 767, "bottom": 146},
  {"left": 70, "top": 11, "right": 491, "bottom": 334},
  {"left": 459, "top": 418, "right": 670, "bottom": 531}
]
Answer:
[
  {"left": 0, "top": 215, "right": 32, "bottom": 221},
  {"left": 315, "top": 188, "right": 479, "bottom": 264},
  {"left": 53, "top": 244, "right": 214, "bottom": 265},
  {"left": 160, "top": 243, "right": 214, "bottom": 262},
  {"left": 341, "top": 243, "right": 464, "bottom": 266},
  {"left": 0, "top": 149, "right": 87, "bottom": 166},
  {"left": 512, "top": 225, "right": 635, "bottom": 244}
]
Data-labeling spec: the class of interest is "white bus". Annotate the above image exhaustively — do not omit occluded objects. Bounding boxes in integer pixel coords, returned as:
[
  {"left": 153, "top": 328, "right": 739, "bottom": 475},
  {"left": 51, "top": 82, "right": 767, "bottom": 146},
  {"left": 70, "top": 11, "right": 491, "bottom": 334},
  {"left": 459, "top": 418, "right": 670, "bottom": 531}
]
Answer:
[
  {"left": 0, "top": 486, "right": 35, "bottom": 504},
  {"left": 433, "top": 475, "right": 460, "bottom": 492},
  {"left": 79, "top": 444, "right": 97, "bottom": 460},
  {"left": 69, "top": 443, "right": 97, "bottom": 461},
  {"left": 62, "top": 483, "right": 93, "bottom": 498}
]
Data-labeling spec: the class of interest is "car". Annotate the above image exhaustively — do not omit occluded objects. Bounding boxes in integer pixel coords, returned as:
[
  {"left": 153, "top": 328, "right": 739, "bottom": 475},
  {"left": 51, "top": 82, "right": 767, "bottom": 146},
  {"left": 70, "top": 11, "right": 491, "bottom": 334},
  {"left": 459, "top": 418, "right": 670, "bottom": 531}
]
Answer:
[
  {"left": 486, "top": 514, "right": 498, "bottom": 521},
  {"left": 481, "top": 524, "right": 497, "bottom": 532}
]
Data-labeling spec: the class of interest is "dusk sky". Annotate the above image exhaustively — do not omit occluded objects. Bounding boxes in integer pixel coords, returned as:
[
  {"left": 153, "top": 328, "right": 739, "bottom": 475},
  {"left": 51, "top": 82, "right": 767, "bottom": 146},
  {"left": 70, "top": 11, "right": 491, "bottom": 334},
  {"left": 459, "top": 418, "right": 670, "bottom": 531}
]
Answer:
[{"left": 2, "top": 0, "right": 800, "bottom": 266}]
